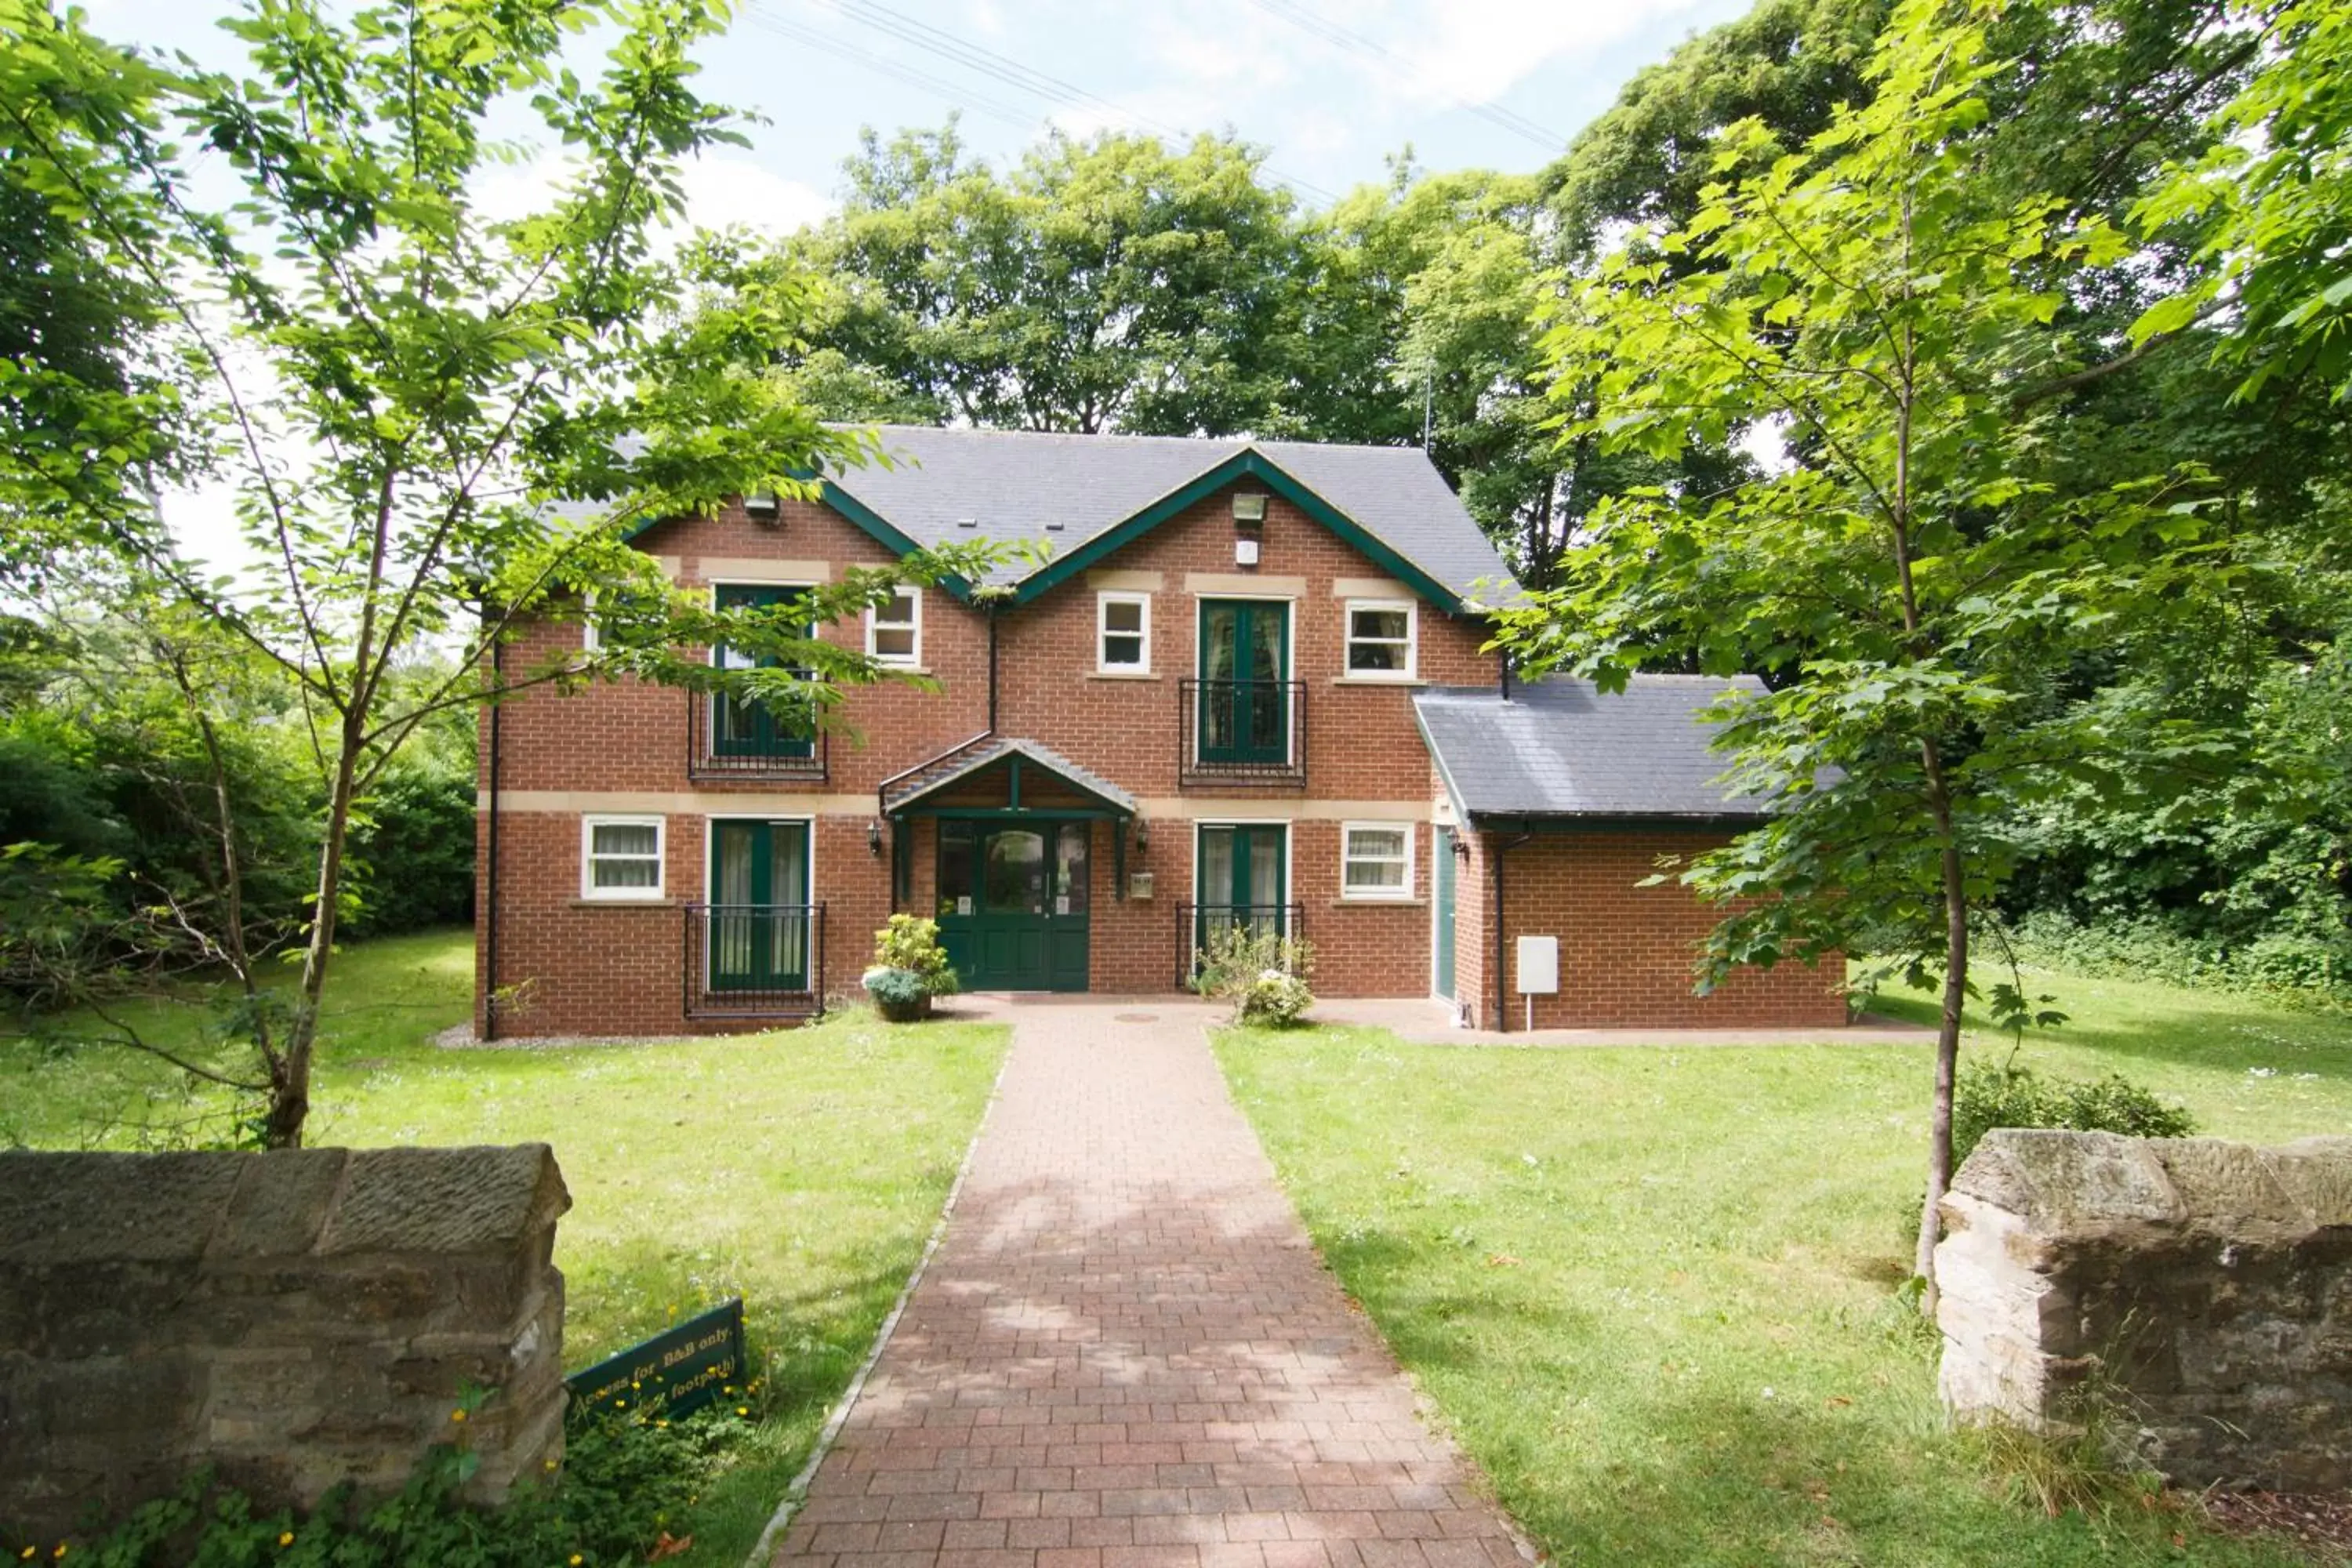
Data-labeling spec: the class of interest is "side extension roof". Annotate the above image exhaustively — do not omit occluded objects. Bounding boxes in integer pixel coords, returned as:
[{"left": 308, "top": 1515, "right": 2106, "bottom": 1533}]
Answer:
[{"left": 1414, "top": 675, "right": 1780, "bottom": 826}]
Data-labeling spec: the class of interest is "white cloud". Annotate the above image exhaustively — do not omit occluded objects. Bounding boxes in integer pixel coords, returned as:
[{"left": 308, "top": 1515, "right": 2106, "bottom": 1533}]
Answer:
[
  {"left": 677, "top": 157, "right": 835, "bottom": 241},
  {"left": 472, "top": 151, "right": 833, "bottom": 245},
  {"left": 1406, "top": 0, "right": 1720, "bottom": 107}
]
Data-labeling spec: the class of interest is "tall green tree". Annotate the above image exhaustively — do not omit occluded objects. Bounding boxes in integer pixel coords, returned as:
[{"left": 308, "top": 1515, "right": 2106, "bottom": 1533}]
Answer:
[
  {"left": 2133, "top": 0, "right": 2352, "bottom": 401},
  {"left": 0, "top": 0, "right": 993, "bottom": 1145},
  {"left": 0, "top": 16, "right": 190, "bottom": 588},
  {"left": 782, "top": 122, "right": 1306, "bottom": 435},
  {"left": 1502, "top": 0, "right": 2263, "bottom": 1303}
]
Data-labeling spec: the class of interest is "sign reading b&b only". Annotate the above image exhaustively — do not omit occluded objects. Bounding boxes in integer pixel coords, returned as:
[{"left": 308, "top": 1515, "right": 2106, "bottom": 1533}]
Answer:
[{"left": 564, "top": 1298, "right": 747, "bottom": 1421}]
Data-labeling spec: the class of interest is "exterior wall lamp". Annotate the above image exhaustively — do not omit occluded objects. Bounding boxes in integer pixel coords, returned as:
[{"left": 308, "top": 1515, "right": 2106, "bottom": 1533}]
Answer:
[
  {"left": 1232, "top": 492, "right": 1269, "bottom": 524},
  {"left": 1134, "top": 817, "right": 1149, "bottom": 854},
  {"left": 867, "top": 819, "right": 884, "bottom": 858},
  {"left": 744, "top": 490, "right": 781, "bottom": 523}
]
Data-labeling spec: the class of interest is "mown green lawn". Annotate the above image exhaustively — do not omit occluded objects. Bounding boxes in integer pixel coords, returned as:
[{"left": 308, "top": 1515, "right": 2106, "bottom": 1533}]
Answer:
[
  {"left": 1, "top": 929, "right": 1008, "bottom": 1566},
  {"left": 1215, "top": 971, "right": 2352, "bottom": 1567}
]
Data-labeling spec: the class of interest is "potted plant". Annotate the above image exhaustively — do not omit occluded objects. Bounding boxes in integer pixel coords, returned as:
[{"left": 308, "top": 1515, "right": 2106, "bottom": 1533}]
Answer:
[{"left": 862, "top": 913, "right": 959, "bottom": 1022}]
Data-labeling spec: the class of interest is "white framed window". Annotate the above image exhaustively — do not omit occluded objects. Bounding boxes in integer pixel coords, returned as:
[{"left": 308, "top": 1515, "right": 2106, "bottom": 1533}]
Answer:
[
  {"left": 581, "top": 815, "right": 665, "bottom": 900},
  {"left": 1340, "top": 822, "right": 1414, "bottom": 901},
  {"left": 1344, "top": 599, "right": 1417, "bottom": 679},
  {"left": 866, "top": 586, "right": 921, "bottom": 666},
  {"left": 579, "top": 588, "right": 601, "bottom": 653},
  {"left": 1098, "top": 590, "right": 1152, "bottom": 673}
]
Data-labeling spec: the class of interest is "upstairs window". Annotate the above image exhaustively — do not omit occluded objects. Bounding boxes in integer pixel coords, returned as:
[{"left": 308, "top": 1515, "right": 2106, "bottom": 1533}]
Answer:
[
  {"left": 1098, "top": 591, "right": 1151, "bottom": 673},
  {"left": 582, "top": 815, "right": 665, "bottom": 899},
  {"left": 867, "top": 587, "right": 922, "bottom": 666},
  {"left": 1345, "top": 599, "right": 1417, "bottom": 679},
  {"left": 1341, "top": 822, "right": 1413, "bottom": 900}
]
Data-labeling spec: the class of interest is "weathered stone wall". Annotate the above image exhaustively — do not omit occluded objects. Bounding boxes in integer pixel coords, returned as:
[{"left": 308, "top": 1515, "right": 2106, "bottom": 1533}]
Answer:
[
  {"left": 1936, "top": 1129, "right": 2352, "bottom": 1489},
  {"left": 0, "top": 1145, "right": 570, "bottom": 1541}
]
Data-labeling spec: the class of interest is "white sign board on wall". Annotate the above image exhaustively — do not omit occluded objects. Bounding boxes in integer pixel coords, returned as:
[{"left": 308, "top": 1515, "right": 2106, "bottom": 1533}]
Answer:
[{"left": 1515, "top": 935, "right": 1559, "bottom": 995}]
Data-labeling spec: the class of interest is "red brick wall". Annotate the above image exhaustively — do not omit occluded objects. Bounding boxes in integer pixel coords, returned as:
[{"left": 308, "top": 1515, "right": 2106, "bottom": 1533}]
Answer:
[
  {"left": 1451, "top": 828, "right": 1848, "bottom": 1030},
  {"left": 476, "top": 481, "right": 1500, "bottom": 1034}
]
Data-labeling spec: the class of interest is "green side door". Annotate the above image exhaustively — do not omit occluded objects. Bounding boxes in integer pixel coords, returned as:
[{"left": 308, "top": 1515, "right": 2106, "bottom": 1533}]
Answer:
[
  {"left": 708, "top": 819, "right": 811, "bottom": 991},
  {"left": 1433, "top": 826, "right": 1457, "bottom": 999}
]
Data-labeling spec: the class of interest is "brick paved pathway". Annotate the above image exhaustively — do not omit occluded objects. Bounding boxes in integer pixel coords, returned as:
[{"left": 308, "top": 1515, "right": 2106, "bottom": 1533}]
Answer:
[{"left": 772, "top": 1000, "right": 1534, "bottom": 1568}]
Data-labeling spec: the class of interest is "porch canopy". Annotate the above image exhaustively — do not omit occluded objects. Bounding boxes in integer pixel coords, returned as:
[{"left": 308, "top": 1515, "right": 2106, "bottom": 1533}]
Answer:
[{"left": 878, "top": 736, "right": 1139, "bottom": 903}]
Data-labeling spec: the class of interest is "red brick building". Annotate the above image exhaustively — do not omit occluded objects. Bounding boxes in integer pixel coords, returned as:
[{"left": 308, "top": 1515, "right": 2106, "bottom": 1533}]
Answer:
[{"left": 474, "top": 427, "right": 1845, "bottom": 1037}]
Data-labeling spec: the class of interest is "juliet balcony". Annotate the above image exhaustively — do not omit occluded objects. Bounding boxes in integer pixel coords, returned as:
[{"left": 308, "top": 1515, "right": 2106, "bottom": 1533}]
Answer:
[
  {"left": 687, "top": 691, "right": 829, "bottom": 782},
  {"left": 1178, "top": 679, "right": 1307, "bottom": 789}
]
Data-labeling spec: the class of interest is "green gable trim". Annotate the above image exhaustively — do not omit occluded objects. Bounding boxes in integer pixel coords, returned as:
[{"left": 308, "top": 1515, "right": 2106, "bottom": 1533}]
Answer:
[
  {"left": 1008, "top": 450, "right": 1465, "bottom": 612},
  {"left": 815, "top": 480, "right": 978, "bottom": 602},
  {"left": 619, "top": 476, "right": 975, "bottom": 602},
  {"left": 618, "top": 448, "right": 1461, "bottom": 613}
]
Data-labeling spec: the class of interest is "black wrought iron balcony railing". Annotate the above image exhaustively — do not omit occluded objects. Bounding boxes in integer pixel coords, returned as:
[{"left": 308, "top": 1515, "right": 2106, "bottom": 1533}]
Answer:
[
  {"left": 1175, "top": 902, "right": 1307, "bottom": 991},
  {"left": 688, "top": 691, "right": 827, "bottom": 782},
  {"left": 684, "top": 902, "right": 826, "bottom": 1019},
  {"left": 1177, "top": 679, "right": 1307, "bottom": 788}
]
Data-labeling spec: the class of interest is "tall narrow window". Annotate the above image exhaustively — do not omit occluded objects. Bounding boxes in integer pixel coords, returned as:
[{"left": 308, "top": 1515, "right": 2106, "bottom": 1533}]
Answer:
[
  {"left": 711, "top": 583, "right": 815, "bottom": 760},
  {"left": 1344, "top": 600, "right": 1417, "bottom": 678},
  {"left": 1097, "top": 591, "right": 1151, "bottom": 673},
  {"left": 582, "top": 815, "right": 665, "bottom": 899},
  {"left": 867, "top": 587, "right": 921, "bottom": 666}
]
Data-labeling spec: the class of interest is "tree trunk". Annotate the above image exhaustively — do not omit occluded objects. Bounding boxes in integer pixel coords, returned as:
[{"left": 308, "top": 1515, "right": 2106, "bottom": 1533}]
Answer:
[
  {"left": 263, "top": 714, "right": 365, "bottom": 1149},
  {"left": 1913, "top": 735, "right": 1969, "bottom": 1312}
]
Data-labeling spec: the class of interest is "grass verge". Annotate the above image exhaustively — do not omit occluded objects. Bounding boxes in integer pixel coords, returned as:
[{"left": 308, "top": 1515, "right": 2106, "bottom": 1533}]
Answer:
[
  {"left": 1214, "top": 967, "right": 2352, "bottom": 1566},
  {"left": 2, "top": 929, "right": 1008, "bottom": 1566}
]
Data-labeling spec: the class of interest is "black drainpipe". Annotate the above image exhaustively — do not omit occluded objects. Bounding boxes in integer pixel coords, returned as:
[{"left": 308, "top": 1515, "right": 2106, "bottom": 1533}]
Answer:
[
  {"left": 987, "top": 607, "right": 1000, "bottom": 731},
  {"left": 1499, "top": 649, "right": 1512, "bottom": 701},
  {"left": 1492, "top": 826, "right": 1532, "bottom": 1033},
  {"left": 482, "top": 626, "right": 503, "bottom": 1044}
]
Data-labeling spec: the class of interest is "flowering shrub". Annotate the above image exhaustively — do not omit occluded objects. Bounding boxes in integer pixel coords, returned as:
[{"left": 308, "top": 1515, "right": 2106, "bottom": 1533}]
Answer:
[
  {"left": 1191, "top": 924, "right": 1316, "bottom": 1027},
  {"left": 1236, "top": 967, "right": 1315, "bottom": 1026},
  {"left": 871, "top": 913, "right": 957, "bottom": 996}
]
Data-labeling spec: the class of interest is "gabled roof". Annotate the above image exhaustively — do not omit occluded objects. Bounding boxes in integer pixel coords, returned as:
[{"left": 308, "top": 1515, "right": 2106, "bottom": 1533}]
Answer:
[
  {"left": 622, "top": 426, "right": 1518, "bottom": 613},
  {"left": 1414, "top": 675, "right": 1778, "bottom": 825},
  {"left": 878, "top": 735, "right": 1136, "bottom": 817},
  {"left": 824, "top": 427, "right": 1515, "bottom": 612}
]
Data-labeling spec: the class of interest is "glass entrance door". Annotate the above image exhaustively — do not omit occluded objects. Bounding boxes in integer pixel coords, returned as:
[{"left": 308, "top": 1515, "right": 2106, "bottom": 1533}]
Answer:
[
  {"left": 1198, "top": 600, "right": 1290, "bottom": 764},
  {"left": 709, "top": 819, "right": 811, "bottom": 991},
  {"left": 935, "top": 820, "right": 1091, "bottom": 990}
]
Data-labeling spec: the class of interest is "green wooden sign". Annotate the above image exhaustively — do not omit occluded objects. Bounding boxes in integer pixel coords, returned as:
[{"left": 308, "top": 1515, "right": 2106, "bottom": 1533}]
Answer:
[{"left": 564, "top": 1298, "right": 747, "bottom": 1421}]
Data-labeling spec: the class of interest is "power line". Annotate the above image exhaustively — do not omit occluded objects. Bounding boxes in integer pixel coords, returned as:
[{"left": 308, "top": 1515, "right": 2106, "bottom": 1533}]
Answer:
[
  {"left": 742, "top": 9, "right": 1038, "bottom": 131},
  {"left": 767, "top": 0, "right": 1340, "bottom": 205},
  {"left": 1245, "top": 0, "right": 1566, "bottom": 153}
]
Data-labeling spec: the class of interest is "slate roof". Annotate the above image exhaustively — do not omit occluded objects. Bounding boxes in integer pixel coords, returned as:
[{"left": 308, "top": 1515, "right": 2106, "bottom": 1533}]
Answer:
[
  {"left": 1413, "top": 675, "right": 1777, "bottom": 823},
  {"left": 878, "top": 735, "right": 1138, "bottom": 816},
  {"left": 825, "top": 426, "right": 1518, "bottom": 608}
]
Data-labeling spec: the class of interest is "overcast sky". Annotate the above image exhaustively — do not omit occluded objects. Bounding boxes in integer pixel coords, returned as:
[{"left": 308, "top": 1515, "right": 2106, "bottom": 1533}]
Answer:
[{"left": 82, "top": 0, "right": 1755, "bottom": 568}]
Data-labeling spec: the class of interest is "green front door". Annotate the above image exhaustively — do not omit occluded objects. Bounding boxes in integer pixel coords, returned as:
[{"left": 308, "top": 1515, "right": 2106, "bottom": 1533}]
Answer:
[
  {"left": 1194, "top": 824, "right": 1287, "bottom": 956},
  {"left": 1198, "top": 600, "right": 1290, "bottom": 764},
  {"left": 935, "top": 820, "right": 1091, "bottom": 991},
  {"left": 709, "top": 819, "right": 811, "bottom": 991},
  {"left": 712, "top": 584, "right": 815, "bottom": 759},
  {"left": 1433, "top": 826, "right": 1457, "bottom": 999}
]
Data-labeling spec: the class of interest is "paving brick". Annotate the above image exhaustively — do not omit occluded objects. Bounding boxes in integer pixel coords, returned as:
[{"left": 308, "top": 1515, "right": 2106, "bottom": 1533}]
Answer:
[{"left": 771, "top": 1004, "right": 1529, "bottom": 1568}]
